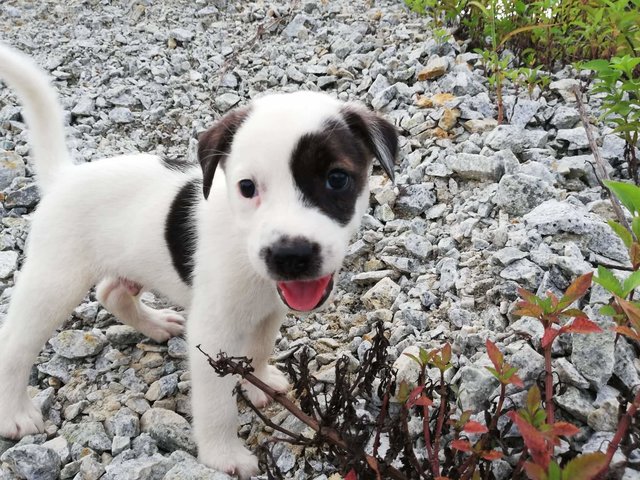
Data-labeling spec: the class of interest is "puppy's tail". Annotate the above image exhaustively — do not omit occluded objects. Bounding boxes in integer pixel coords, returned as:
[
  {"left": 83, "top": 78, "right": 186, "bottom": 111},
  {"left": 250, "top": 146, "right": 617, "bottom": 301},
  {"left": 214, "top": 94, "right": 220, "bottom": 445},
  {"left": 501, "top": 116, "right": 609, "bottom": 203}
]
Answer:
[{"left": 0, "top": 43, "right": 73, "bottom": 192}]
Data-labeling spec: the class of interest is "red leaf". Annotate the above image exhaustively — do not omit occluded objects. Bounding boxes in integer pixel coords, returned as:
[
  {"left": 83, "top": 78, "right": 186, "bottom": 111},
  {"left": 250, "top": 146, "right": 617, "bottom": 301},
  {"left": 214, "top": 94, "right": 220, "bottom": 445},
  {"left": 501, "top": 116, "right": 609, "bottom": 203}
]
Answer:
[
  {"left": 514, "top": 304, "right": 544, "bottom": 318},
  {"left": 442, "top": 343, "right": 452, "bottom": 364},
  {"left": 551, "top": 421, "right": 580, "bottom": 438},
  {"left": 617, "top": 297, "right": 640, "bottom": 330},
  {"left": 541, "top": 327, "right": 560, "bottom": 348},
  {"left": 560, "top": 317, "right": 602, "bottom": 335},
  {"left": 451, "top": 439, "right": 473, "bottom": 452},
  {"left": 560, "top": 272, "right": 593, "bottom": 307},
  {"left": 344, "top": 469, "right": 358, "bottom": 480},
  {"left": 508, "top": 411, "right": 551, "bottom": 468},
  {"left": 414, "top": 396, "right": 434, "bottom": 407},
  {"left": 481, "top": 449, "right": 503, "bottom": 461},
  {"left": 506, "top": 372, "right": 525, "bottom": 388},
  {"left": 407, "top": 385, "right": 425, "bottom": 408},
  {"left": 614, "top": 325, "right": 640, "bottom": 340},
  {"left": 518, "top": 287, "right": 538, "bottom": 303},
  {"left": 463, "top": 420, "right": 489, "bottom": 434},
  {"left": 486, "top": 339, "right": 504, "bottom": 369}
]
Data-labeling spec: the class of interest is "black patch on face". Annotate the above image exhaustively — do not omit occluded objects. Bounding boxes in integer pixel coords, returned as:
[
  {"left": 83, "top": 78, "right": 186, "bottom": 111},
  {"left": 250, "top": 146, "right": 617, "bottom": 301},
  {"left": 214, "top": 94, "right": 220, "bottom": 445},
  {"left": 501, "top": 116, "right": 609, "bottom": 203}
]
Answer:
[
  {"left": 290, "top": 120, "right": 369, "bottom": 225},
  {"left": 165, "top": 179, "right": 200, "bottom": 285},
  {"left": 340, "top": 106, "right": 399, "bottom": 183},
  {"left": 198, "top": 108, "right": 250, "bottom": 199}
]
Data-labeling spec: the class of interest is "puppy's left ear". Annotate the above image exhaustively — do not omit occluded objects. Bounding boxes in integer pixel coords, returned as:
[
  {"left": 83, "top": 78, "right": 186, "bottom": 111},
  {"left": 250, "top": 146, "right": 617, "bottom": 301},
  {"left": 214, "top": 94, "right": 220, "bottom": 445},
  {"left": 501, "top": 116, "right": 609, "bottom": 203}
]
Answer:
[
  {"left": 197, "top": 108, "right": 250, "bottom": 199},
  {"left": 341, "top": 106, "right": 399, "bottom": 182}
]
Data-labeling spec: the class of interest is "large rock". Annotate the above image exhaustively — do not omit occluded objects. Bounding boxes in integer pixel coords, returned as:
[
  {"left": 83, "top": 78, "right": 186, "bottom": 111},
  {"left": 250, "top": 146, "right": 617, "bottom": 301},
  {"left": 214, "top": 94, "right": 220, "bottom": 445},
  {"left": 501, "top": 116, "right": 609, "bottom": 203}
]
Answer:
[
  {"left": 102, "top": 454, "right": 172, "bottom": 480},
  {"left": 140, "top": 408, "right": 196, "bottom": 455},
  {"left": 60, "top": 421, "right": 111, "bottom": 452},
  {"left": 571, "top": 307, "right": 615, "bottom": 389},
  {"left": 0, "top": 250, "right": 18, "bottom": 279},
  {"left": 395, "top": 184, "right": 436, "bottom": 216},
  {"left": 493, "top": 173, "right": 556, "bottom": 216},
  {"left": 485, "top": 125, "right": 548, "bottom": 153},
  {"left": 49, "top": 329, "right": 107, "bottom": 359},
  {"left": 446, "top": 153, "right": 504, "bottom": 181},
  {"left": 523, "top": 200, "right": 628, "bottom": 262},
  {"left": 0, "top": 151, "right": 26, "bottom": 190},
  {"left": 361, "top": 277, "right": 400, "bottom": 310},
  {"left": 457, "top": 364, "right": 500, "bottom": 411},
  {"left": 0, "top": 444, "right": 60, "bottom": 480}
]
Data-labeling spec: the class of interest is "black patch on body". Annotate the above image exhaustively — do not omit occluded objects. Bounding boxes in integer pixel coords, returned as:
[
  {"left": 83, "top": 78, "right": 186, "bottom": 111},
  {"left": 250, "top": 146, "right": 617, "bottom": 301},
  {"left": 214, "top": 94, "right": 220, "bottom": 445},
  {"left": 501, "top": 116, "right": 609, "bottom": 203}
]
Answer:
[
  {"left": 290, "top": 120, "right": 370, "bottom": 225},
  {"left": 165, "top": 179, "right": 200, "bottom": 285},
  {"left": 161, "top": 157, "right": 195, "bottom": 172}
]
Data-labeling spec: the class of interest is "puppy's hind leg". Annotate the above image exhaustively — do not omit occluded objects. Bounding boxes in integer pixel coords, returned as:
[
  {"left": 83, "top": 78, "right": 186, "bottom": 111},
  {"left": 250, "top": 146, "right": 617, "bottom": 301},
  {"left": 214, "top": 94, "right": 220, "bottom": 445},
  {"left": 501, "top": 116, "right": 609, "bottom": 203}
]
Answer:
[
  {"left": 96, "top": 277, "right": 185, "bottom": 343},
  {"left": 0, "top": 255, "right": 93, "bottom": 439}
]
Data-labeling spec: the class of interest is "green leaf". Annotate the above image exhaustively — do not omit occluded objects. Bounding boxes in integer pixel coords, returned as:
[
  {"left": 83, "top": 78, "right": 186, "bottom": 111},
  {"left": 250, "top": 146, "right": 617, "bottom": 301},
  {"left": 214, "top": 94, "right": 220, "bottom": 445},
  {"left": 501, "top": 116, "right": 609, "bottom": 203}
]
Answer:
[
  {"left": 593, "top": 265, "right": 623, "bottom": 297},
  {"left": 608, "top": 220, "right": 633, "bottom": 248},
  {"left": 604, "top": 180, "right": 640, "bottom": 215},
  {"left": 632, "top": 217, "right": 640, "bottom": 241},
  {"left": 562, "top": 452, "right": 607, "bottom": 480},
  {"left": 623, "top": 270, "right": 640, "bottom": 297},
  {"left": 548, "top": 461, "right": 562, "bottom": 480},
  {"left": 599, "top": 305, "right": 618, "bottom": 317},
  {"left": 581, "top": 59, "right": 611, "bottom": 72}
]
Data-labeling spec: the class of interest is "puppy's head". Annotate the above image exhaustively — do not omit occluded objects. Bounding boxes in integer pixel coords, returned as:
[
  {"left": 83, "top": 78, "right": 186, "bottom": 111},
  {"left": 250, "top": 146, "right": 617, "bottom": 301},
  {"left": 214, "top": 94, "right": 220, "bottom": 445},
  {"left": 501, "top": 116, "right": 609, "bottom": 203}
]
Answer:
[{"left": 198, "top": 91, "right": 398, "bottom": 312}]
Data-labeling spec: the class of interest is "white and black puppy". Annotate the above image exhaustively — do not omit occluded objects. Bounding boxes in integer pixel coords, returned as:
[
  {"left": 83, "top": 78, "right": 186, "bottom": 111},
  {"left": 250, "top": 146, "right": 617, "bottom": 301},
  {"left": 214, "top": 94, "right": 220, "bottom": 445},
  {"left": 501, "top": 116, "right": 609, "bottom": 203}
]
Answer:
[{"left": 0, "top": 44, "right": 397, "bottom": 477}]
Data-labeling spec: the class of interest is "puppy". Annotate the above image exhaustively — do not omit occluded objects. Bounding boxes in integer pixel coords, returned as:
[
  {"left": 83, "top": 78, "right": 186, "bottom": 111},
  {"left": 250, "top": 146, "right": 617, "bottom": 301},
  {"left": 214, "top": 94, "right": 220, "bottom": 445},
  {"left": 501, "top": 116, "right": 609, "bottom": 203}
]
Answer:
[{"left": 0, "top": 43, "right": 398, "bottom": 477}]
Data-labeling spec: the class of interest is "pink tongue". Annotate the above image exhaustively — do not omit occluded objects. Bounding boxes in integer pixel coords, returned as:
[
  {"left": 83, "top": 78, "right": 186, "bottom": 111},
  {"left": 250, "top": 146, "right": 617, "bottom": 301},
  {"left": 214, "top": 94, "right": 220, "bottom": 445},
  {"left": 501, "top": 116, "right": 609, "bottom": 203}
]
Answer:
[{"left": 277, "top": 274, "right": 332, "bottom": 311}]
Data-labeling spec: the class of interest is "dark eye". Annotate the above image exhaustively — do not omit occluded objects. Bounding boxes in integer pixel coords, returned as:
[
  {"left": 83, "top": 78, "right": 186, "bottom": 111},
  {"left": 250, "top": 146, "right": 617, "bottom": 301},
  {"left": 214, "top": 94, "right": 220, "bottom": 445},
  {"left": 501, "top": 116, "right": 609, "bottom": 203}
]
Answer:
[
  {"left": 238, "top": 179, "right": 257, "bottom": 198},
  {"left": 326, "top": 169, "right": 351, "bottom": 191}
]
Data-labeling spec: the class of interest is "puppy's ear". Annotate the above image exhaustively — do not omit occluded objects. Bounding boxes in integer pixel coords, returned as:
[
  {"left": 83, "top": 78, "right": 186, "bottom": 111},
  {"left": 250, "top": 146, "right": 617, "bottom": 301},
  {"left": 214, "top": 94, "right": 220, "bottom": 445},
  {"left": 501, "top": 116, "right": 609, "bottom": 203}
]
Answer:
[
  {"left": 341, "top": 106, "right": 399, "bottom": 183},
  {"left": 197, "top": 108, "right": 250, "bottom": 199}
]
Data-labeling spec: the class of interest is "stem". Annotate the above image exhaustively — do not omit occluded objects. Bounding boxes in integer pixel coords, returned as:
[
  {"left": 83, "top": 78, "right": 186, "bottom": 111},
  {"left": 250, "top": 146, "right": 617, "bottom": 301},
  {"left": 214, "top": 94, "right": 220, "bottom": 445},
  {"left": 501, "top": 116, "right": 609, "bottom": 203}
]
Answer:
[
  {"left": 490, "top": 384, "right": 507, "bottom": 432},
  {"left": 573, "top": 85, "right": 632, "bottom": 233},
  {"left": 198, "top": 347, "right": 409, "bottom": 480},
  {"left": 595, "top": 389, "right": 640, "bottom": 479},
  {"left": 432, "top": 371, "right": 447, "bottom": 474},
  {"left": 544, "top": 344, "right": 555, "bottom": 424}
]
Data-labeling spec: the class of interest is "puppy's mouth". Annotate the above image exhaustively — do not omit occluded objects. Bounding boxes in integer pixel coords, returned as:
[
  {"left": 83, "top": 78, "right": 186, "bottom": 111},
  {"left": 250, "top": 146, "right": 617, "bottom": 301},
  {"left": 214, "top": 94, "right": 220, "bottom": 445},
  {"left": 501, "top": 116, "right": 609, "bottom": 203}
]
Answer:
[{"left": 276, "top": 274, "right": 334, "bottom": 312}]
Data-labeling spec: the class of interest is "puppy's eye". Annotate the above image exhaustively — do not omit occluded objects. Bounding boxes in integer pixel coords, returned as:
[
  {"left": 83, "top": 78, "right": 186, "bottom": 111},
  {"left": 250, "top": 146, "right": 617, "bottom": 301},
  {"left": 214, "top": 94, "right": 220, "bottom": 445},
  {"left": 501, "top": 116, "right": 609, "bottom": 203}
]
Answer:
[
  {"left": 238, "top": 179, "right": 257, "bottom": 198},
  {"left": 326, "top": 169, "right": 351, "bottom": 191}
]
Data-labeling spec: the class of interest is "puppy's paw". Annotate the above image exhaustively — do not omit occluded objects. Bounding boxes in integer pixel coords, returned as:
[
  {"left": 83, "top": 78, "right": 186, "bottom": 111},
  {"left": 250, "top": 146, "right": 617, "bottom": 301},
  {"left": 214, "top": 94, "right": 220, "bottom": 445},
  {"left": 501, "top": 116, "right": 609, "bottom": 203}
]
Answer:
[
  {"left": 141, "top": 307, "right": 186, "bottom": 343},
  {"left": 199, "top": 443, "right": 259, "bottom": 479},
  {"left": 242, "top": 365, "right": 290, "bottom": 408},
  {"left": 0, "top": 395, "right": 44, "bottom": 439}
]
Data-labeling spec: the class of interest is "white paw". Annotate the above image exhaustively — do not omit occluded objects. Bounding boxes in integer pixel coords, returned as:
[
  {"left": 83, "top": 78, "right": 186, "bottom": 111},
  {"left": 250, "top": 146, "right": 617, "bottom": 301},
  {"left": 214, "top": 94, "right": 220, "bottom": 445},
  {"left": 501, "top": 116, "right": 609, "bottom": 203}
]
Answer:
[
  {"left": 0, "top": 394, "right": 44, "bottom": 439},
  {"left": 142, "top": 307, "right": 186, "bottom": 343},
  {"left": 199, "top": 443, "right": 259, "bottom": 479},
  {"left": 242, "top": 365, "right": 290, "bottom": 408}
]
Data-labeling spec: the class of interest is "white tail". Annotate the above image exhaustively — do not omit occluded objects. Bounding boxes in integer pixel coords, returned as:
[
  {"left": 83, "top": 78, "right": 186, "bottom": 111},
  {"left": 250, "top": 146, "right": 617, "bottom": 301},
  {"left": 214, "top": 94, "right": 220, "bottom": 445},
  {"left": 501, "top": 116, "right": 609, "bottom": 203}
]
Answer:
[{"left": 0, "top": 43, "right": 72, "bottom": 192}]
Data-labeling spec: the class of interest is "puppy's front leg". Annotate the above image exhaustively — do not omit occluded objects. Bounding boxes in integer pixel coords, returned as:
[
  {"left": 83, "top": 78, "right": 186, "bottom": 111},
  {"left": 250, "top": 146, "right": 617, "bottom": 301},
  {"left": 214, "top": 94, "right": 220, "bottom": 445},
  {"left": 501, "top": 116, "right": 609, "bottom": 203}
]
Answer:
[
  {"left": 188, "top": 308, "right": 259, "bottom": 478},
  {"left": 242, "top": 311, "right": 290, "bottom": 408}
]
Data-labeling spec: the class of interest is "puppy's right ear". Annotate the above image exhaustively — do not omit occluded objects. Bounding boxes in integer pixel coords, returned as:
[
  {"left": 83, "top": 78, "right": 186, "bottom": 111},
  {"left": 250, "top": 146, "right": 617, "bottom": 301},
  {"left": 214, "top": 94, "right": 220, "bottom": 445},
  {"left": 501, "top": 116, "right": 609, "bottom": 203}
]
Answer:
[{"left": 197, "top": 108, "right": 250, "bottom": 199}]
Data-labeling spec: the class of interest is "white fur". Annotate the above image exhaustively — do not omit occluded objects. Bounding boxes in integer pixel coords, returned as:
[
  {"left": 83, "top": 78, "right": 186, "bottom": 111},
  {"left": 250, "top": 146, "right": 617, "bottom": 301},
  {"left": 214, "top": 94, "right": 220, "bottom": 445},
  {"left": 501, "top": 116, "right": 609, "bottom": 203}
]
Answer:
[{"left": 0, "top": 44, "right": 376, "bottom": 478}]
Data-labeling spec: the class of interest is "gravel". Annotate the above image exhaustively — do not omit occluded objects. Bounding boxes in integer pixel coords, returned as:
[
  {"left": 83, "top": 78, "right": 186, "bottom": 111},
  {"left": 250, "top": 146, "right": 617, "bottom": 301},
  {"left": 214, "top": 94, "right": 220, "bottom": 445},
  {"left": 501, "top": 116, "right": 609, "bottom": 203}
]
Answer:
[{"left": 0, "top": 0, "right": 639, "bottom": 477}]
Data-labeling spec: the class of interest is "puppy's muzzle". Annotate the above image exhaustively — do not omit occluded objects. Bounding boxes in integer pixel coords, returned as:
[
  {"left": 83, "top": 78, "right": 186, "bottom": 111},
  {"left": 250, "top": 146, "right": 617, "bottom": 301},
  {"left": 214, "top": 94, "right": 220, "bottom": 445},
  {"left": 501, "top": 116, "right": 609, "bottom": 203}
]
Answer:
[
  {"left": 264, "top": 236, "right": 321, "bottom": 279},
  {"left": 262, "top": 236, "right": 334, "bottom": 312}
]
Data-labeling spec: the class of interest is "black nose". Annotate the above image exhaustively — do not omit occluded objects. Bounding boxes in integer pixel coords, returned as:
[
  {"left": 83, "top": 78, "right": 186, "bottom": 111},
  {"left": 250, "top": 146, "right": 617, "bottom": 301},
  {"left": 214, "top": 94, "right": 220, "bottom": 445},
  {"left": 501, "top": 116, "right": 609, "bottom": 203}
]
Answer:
[{"left": 264, "top": 237, "right": 321, "bottom": 279}]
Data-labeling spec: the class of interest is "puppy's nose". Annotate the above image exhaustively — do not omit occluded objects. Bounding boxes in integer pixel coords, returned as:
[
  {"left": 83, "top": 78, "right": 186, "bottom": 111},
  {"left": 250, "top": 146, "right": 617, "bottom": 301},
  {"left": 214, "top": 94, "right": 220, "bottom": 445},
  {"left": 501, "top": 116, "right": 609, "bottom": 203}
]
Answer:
[{"left": 264, "top": 237, "right": 321, "bottom": 279}]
